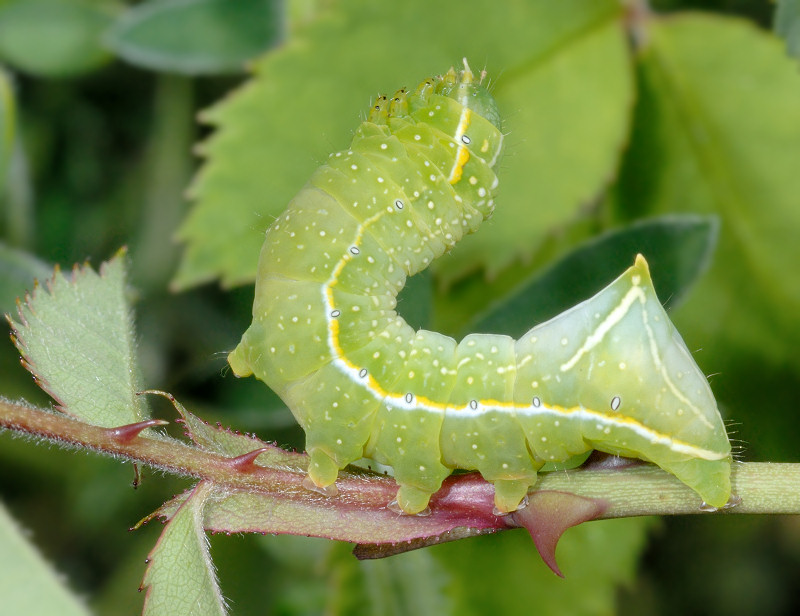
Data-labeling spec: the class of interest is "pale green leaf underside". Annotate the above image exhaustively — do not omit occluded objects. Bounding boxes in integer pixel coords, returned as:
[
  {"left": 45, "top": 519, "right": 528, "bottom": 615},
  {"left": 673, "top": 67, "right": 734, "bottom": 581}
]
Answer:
[
  {"left": 106, "top": 0, "right": 282, "bottom": 75},
  {"left": 173, "top": 0, "right": 632, "bottom": 289},
  {"left": 775, "top": 0, "right": 800, "bottom": 62},
  {"left": 142, "top": 482, "right": 227, "bottom": 616},
  {"left": 0, "top": 502, "right": 91, "bottom": 616},
  {"left": 615, "top": 14, "right": 800, "bottom": 366},
  {"left": 0, "top": 65, "right": 13, "bottom": 195},
  {"left": 8, "top": 251, "right": 148, "bottom": 427},
  {"left": 0, "top": 0, "right": 113, "bottom": 77}
]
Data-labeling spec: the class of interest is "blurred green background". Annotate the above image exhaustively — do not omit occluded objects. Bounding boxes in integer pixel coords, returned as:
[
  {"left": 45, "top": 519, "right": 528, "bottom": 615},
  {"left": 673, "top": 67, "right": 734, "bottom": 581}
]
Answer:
[{"left": 2, "top": 0, "right": 800, "bottom": 614}]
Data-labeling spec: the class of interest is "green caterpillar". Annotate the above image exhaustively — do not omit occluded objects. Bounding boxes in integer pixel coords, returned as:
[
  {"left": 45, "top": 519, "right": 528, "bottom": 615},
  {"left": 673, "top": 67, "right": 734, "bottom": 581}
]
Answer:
[{"left": 228, "top": 61, "right": 731, "bottom": 515}]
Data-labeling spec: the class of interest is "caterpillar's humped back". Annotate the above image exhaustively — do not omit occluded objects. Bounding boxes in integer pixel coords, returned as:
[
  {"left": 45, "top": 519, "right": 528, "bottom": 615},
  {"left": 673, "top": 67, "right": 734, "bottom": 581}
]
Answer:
[{"left": 228, "top": 61, "right": 731, "bottom": 515}]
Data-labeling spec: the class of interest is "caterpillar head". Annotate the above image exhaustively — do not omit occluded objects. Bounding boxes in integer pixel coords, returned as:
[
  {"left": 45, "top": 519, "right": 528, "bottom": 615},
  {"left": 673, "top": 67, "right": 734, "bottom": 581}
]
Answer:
[{"left": 438, "top": 59, "right": 501, "bottom": 131}]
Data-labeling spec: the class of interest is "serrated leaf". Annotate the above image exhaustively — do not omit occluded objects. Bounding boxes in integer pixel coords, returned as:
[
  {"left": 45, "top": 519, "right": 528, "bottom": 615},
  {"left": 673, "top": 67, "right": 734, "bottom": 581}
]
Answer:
[
  {"left": 142, "top": 481, "right": 227, "bottom": 616},
  {"left": 775, "top": 0, "right": 800, "bottom": 62},
  {"left": 173, "top": 0, "right": 632, "bottom": 289},
  {"left": 0, "top": 502, "right": 91, "bottom": 616},
  {"left": 0, "top": 0, "right": 114, "bottom": 77},
  {"left": 7, "top": 250, "right": 149, "bottom": 427},
  {"left": 107, "top": 0, "right": 283, "bottom": 75},
  {"left": 437, "top": 11, "right": 632, "bottom": 285},
  {"left": 471, "top": 215, "right": 717, "bottom": 337}
]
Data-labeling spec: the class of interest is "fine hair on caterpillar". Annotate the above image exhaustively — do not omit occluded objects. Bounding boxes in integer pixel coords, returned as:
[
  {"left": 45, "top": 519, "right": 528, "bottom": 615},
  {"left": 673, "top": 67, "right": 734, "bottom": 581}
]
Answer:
[{"left": 228, "top": 59, "right": 732, "bottom": 516}]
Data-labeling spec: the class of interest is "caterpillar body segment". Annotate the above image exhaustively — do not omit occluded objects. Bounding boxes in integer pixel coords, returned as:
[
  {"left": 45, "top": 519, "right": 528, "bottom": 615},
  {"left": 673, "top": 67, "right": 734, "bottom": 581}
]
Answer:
[{"left": 228, "top": 61, "right": 731, "bottom": 515}]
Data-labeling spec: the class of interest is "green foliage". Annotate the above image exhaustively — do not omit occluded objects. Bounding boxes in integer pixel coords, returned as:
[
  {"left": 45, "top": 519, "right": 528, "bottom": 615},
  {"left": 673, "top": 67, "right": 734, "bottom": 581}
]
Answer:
[
  {"left": 1, "top": 0, "right": 799, "bottom": 615},
  {"left": 436, "top": 521, "right": 650, "bottom": 616},
  {"left": 106, "top": 0, "right": 283, "bottom": 75},
  {"left": 0, "top": 501, "right": 91, "bottom": 616},
  {"left": 0, "top": 0, "right": 114, "bottom": 77},
  {"left": 141, "top": 482, "right": 227, "bottom": 616},
  {"left": 286, "top": 518, "right": 652, "bottom": 616},
  {"left": 8, "top": 251, "right": 149, "bottom": 427},
  {"left": 0, "top": 0, "right": 280, "bottom": 77},
  {"left": 0, "top": 65, "right": 12, "bottom": 193},
  {"left": 470, "top": 215, "right": 718, "bottom": 337},
  {"left": 246, "top": 521, "right": 652, "bottom": 616},
  {"left": 775, "top": 0, "right": 800, "bottom": 62},
  {"left": 173, "top": 0, "right": 633, "bottom": 289},
  {"left": 611, "top": 14, "right": 800, "bottom": 459},
  {"left": 0, "top": 242, "right": 51, "bottom": 314}
]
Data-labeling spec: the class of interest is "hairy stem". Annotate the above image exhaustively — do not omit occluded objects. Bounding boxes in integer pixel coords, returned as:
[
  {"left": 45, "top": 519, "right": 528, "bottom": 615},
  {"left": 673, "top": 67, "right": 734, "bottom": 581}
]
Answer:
[{"left": 0, "top": 398, "right": 796, "bottom": 518}]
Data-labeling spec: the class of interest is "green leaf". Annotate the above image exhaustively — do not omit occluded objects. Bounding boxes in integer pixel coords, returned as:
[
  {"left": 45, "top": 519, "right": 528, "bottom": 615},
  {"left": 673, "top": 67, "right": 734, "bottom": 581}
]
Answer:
[
  {"left": 0, "top": 242, "right": 52, "bottom": 314},
  {"left": 6, "top": 250, "right": 149, "bottom": 427},
  {"left": 0, "top": 0, "right": 114, "bottom": 77},
  {"left": 107, "top": 0, "right": 283, "bottom": 75},
  {"left": 775, "top": 0, "right": 800, "bottom": 62},
  {"left": 609, "top": 14, "right": 800, "bottom": 460},
  {"left": 173, "top": 0, "right": 633, "bottom": 289},
  {"left": 433, "top": 519, "right": 653, "bottom": 616},
  {"left": 613, "top": 15, "right": 800, "bottom": 372},
  {"left": 0, "top": 65, "right": 13, "bottom": 195},
  {"left": 396, "top": 269, "right": 433, "bottom": 330},
  {"left": 439, "top": 11, "right": 632, "bottom": 285},
  {"left": 142, "top": 481, "right": 227, "bottom": 616},
  {"left": 0, "top": 502, "right": 91, "bottom": 616},
  {"left": 471, "top": 215, "right": 718, "bottom": 337},
  {"left": 329, "top": 541, "right": 454, "bottom": 616},
  {"left": 256, "top": 536, "right": 455, "bottom": 616}
]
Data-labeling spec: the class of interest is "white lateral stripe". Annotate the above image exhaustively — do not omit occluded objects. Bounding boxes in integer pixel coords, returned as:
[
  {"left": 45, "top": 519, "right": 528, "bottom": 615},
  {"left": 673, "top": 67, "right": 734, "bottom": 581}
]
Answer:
[
  {"left": 641, "top": 296, "right": 715, "bottom": 430},
  {"left": 560, "top": 285, "right": 643, "bottom": 372},
  {"left": 322, "top": 277, "right": 724, "bottom": 463},
  {"left": 488, "top": 132, "right": 504, "bottom": 168},
  {"left": 318, "top": 130, "right": 725, "bottom": 470}
]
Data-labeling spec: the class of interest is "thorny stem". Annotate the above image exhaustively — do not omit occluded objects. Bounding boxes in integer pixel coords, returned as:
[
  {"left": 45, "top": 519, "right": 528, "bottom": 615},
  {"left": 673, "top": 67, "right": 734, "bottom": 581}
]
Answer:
[{"left": 2, "top": 397, "right": 799, "bottom": 519}]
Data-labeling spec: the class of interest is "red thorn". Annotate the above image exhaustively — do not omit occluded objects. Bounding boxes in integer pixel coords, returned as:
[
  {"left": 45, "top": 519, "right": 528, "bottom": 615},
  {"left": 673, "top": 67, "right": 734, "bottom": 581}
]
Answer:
[
  {"left": 105, "top": 419, "right": 169, "bottom": 444},
  {"left": 226, "top": 448, "right": 269, "bottom": 472},
  {"left": 509, "top": 491, "right": 608, "bottom": 578}
]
